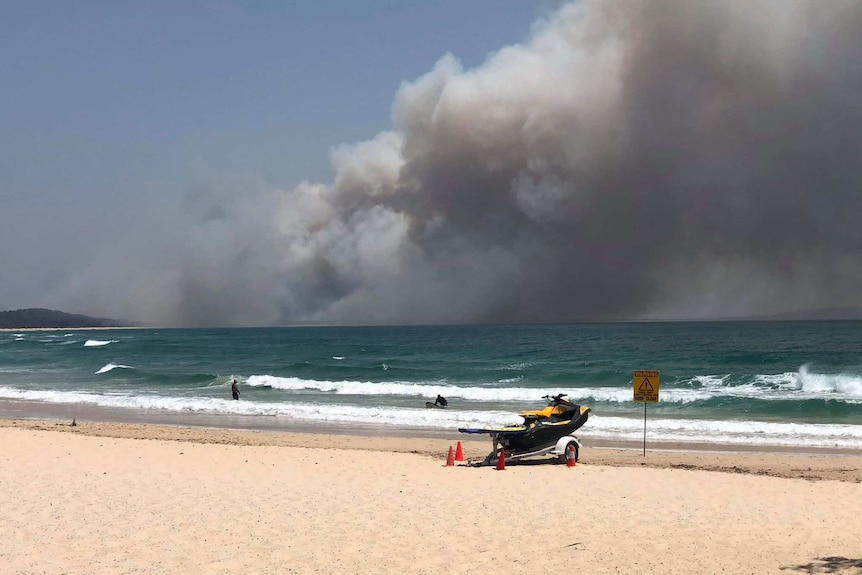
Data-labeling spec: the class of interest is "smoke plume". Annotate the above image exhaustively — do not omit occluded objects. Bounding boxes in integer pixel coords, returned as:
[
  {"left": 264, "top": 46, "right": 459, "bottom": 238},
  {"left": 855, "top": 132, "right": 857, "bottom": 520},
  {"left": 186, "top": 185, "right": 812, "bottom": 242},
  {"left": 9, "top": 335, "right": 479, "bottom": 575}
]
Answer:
[{"left": 66, "top": 0, "right": 862, "bottom": 326}]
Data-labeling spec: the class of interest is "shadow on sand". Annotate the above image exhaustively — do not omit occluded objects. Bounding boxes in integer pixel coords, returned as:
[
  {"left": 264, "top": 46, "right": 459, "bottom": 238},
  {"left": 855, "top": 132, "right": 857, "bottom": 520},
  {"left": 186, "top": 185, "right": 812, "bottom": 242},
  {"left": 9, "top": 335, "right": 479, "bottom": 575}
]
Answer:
[
  {"left": 467, "top": 456, "right": 570, "bottom": 467},
  {"left": 781, "top": 556, "right": 862, "bottom": 573}
]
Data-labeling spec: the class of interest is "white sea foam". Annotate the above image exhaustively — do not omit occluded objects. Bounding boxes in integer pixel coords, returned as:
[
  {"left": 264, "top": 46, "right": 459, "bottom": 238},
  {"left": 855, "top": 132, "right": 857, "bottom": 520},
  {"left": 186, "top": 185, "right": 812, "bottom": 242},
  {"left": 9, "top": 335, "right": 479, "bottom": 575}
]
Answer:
[
  {"left": 248, "top": 375, "right": 582, "bottom": 402},
  {"left": 244, "top": 374, "right": 862, "bottom": 404},
  {"left": 755, "top": 372, "right": 799, "bottom": 388},
  {"left": 587, "top": 414, "right": 862, "bottom": 449},
  {"left": 503, "top": 362, "right": 532, "bottom": 370},
  {"left": 0, "top": 385, "right": 860, "bottom": 449},
  {"left": 95, "top": 363, "right": 133, "bottom": 374},
  {"left": 692, "top": 374, "right": 729, "bottom": 387},
  {"left": 247, "top": 375, "right": 456, "bottom": 398},
  {"left": 795, "top": 365, "right": 862, "bottom": 395},
  {"left": 84, "top": 340, "right": 118, "bottom": 347}
]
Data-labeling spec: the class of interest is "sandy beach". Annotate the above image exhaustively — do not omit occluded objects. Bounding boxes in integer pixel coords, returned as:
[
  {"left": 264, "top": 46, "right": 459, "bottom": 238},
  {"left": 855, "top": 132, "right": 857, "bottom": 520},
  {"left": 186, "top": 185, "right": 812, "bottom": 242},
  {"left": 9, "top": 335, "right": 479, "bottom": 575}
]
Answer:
[{"left": 2, "top": 417, "right": 861, "bottom": 575}]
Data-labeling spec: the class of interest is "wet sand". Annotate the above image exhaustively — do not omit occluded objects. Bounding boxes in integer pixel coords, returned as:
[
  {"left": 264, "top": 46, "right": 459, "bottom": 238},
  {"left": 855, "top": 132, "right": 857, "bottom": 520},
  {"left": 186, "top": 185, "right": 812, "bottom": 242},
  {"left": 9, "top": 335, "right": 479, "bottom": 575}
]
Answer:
[{"left": 2, "top": 397, "right": 862, "bottom": 481}]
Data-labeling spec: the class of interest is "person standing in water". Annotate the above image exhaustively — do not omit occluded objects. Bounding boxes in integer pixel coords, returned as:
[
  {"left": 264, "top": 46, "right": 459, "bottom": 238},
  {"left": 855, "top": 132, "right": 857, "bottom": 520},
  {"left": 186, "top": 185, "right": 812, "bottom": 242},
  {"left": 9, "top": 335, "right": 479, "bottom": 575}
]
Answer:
[{"left": 231, "top": 379, "right": 240, "bottom": 400}]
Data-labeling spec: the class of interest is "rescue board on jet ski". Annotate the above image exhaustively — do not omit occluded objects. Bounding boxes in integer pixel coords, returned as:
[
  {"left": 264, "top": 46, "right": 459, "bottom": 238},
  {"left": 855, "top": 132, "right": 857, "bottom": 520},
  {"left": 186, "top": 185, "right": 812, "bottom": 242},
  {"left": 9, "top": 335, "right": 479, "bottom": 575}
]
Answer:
[{"left": 425, "top": 402, "right": 447, "bottom": 408}]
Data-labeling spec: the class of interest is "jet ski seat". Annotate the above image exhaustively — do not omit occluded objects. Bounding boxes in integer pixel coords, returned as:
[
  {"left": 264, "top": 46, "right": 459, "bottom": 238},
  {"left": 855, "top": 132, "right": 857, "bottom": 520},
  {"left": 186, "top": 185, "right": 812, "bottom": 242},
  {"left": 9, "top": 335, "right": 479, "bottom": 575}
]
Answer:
[{"left": 519, "top": 405, "right": 555, "bottom": 418}]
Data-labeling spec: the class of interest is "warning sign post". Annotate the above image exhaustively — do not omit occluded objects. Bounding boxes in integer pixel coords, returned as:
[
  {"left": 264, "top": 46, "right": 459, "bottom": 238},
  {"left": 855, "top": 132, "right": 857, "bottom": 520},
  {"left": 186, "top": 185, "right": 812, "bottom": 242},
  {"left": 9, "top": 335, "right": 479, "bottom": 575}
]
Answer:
[
  {"left": 633, "top": 370, "right": 660, "bottom": 455},
  {"left": 633, "top": 370, "right": 660, "bottom": 402}
]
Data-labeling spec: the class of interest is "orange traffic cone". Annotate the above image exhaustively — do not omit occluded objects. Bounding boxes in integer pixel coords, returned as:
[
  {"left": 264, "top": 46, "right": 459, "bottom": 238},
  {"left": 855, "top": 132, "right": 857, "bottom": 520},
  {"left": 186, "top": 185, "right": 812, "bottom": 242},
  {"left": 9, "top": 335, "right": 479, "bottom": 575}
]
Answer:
[
  {"left": 443, "top": 446, "right": 455, "bottom": 467},
  {"left": 495, "top": 448, "right": 506, "bottom": 471},
  {"left": 454, "top": 441, "right": 464, "bottom": 461},
  {"left": 566, "top": 444, "right": 577, "bottom": 467}
]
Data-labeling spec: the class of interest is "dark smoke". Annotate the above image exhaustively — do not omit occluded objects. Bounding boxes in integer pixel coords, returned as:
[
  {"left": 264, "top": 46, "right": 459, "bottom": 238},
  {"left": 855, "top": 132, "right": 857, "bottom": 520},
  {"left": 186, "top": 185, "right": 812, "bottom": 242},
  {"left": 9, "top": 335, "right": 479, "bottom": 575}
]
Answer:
[{"left": 67, "top": 0, "right": 862, "bottom": 326}]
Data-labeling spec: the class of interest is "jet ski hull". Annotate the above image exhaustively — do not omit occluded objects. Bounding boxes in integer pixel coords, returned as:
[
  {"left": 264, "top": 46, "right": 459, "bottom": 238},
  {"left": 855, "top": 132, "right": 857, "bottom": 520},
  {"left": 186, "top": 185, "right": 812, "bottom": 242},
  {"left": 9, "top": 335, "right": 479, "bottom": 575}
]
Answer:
[{"left": 459, "top": 395, "right": 590, "bottom": 465}]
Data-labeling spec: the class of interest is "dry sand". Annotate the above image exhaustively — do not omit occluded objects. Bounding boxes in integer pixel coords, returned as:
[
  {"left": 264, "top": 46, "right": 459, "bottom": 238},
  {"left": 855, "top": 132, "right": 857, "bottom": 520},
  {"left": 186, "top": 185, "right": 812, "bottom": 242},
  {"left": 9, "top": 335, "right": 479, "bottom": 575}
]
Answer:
[{"left": 2, "top": 418, "right": 861, "bottom": 575}]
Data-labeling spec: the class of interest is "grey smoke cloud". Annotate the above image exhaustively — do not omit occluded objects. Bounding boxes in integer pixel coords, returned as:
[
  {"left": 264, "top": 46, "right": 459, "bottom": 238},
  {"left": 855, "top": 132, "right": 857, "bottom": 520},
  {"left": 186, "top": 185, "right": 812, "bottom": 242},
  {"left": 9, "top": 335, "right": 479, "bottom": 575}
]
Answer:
[{"left": 63, "top": 0, "right": 862, "bottom": 326}]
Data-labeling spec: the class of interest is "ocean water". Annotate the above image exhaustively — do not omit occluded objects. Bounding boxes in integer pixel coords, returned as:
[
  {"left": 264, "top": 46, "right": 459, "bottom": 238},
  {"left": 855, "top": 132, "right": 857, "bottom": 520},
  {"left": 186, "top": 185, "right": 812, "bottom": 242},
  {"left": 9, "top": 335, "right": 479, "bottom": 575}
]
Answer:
[{"left": 1, "top": 322, "right": 861, "bottom": 450}]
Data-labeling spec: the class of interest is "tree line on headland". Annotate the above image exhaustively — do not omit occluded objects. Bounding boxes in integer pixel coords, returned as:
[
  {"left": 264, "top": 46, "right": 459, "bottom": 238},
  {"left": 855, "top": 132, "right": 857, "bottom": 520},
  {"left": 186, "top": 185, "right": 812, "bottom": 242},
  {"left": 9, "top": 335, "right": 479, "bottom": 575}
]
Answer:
[{"left": 0, "top": 308, "right": 135, "bottom": 329}]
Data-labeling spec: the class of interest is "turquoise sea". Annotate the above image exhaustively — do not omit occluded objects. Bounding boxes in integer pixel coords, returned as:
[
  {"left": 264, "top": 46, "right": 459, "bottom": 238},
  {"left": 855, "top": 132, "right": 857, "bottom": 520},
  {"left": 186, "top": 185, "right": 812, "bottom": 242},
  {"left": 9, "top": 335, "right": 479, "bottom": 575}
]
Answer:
[{"left": 1, "top": 321, "right": 861, "bottom": 450}]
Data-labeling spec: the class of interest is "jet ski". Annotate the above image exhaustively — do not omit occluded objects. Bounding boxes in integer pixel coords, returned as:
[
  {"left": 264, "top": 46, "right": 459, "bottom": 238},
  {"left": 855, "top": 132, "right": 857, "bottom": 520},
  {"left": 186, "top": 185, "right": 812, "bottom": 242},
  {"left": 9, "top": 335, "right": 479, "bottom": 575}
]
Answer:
[{"left": 459, "top": 394, "right": 590, "bottom": 466}]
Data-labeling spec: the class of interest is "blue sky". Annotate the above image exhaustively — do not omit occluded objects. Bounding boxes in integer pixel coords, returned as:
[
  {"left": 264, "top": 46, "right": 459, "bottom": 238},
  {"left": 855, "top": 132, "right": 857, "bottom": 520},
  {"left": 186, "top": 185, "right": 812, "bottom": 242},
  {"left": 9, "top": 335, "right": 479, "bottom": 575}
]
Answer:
[{"left": 2, "top": 1, "right": 542, "bottom": 193}]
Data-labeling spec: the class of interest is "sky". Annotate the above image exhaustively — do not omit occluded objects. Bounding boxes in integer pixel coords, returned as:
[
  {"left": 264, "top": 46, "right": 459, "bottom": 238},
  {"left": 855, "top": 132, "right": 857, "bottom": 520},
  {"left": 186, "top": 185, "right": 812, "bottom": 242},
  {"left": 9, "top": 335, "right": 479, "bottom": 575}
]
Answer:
[{"left": 2, "top": 0, "right": 862, "bottom": 326}]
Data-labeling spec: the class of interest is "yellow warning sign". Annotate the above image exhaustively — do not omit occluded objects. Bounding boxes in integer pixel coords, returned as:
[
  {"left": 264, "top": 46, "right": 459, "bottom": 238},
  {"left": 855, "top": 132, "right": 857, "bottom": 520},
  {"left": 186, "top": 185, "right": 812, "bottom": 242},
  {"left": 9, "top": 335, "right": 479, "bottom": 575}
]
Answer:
[{"left": 633, "top": 370, "right": 660, "bottom": 402}]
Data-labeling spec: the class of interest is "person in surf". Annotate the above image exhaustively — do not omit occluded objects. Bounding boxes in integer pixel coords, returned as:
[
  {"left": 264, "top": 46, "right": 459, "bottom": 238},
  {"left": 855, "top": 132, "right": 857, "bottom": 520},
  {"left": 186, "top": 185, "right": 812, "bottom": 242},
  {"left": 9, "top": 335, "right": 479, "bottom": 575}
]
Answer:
[
  {"left": 434, "top": 394, "right": 448, "bottom": 407},
  {"left": 231, "top": 379, "right": 240, "bottom": 400}
]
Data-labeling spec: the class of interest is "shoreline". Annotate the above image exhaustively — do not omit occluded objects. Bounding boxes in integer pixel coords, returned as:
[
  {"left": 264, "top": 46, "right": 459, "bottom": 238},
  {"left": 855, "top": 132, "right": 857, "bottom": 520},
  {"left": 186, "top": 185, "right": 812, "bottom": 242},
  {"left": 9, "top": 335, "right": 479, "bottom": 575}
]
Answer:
[
  {"left": 0, "top": 326, "right": 144, "bottom": 332},
  {"left": 3, "top": 397, "right": 862, "bottom": 455},
  {"left": 3, "top": 399, "right": 861, "bottom": 483}
]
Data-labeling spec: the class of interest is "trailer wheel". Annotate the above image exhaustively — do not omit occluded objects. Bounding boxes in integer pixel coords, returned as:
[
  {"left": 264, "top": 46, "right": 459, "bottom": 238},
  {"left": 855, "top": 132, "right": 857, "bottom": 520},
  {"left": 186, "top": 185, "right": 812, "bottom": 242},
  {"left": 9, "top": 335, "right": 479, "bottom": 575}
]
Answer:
[{"left": 558, "top": 441, "right": 578, "bottom": 464}]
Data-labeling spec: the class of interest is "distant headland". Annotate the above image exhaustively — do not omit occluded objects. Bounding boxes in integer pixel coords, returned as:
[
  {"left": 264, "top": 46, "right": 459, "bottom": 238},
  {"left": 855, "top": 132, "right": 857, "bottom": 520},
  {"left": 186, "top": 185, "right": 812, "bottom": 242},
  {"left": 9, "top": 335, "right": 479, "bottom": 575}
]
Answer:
[
  {"left": 0, "top": 308, "right": 136, "bottom": 329},
  {"left": 2, "top": 306, "right": 861, "bottom": 330}
]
